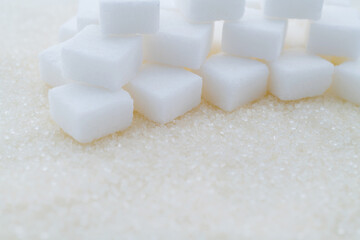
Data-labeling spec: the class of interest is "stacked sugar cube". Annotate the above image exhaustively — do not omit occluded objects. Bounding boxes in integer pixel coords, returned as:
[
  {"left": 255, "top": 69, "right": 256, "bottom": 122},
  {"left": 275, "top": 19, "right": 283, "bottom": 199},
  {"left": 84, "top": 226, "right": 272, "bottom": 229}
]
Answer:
[{"left": 39, "top": 0, "right": 360, "bottom": 143}]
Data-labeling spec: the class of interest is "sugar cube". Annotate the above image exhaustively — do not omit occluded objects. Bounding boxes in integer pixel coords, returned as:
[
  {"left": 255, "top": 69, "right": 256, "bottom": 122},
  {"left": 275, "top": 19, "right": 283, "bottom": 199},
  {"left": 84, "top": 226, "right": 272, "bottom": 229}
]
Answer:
[
  {"left": 39, "top": 44, "right": 70, "bottom": 87},
  {"left": 62, "top": 25, "right": 143, "bottom": 90},
  {"left": 99, "top": 0, "right": 160, "bottom": 35},
  {"left": 264, "top": 0, "right": 324, "bottom": 20},
  {"left": 269, "top": 50, "right": 334, "bottom": 101},
  {"left": 126, "top": 64, "right": 202, "bottom": 124},
  {"left": 333, "top": 61, "right": 360, "bottom": 105},
  {"left": 200, "top": 54, "right": 269, "bottom": 112},
  {"left": 58, "top": 17, "right": 78, "bottom": 42},
  {"left": 144, "top": 10, "right": 213, "bottom": 69},
  {"left": 77, "top": 0, "right": 99, "bottom": 31},
  {"left": 176, "top": 0, "right": 245, "bottom": 23},
  {"left": 49, "top": 83, "right": 133, "bottom": 143},
  {"left": 222, "top": 8, "right": 287, "bottom": 61},
  {"left": 307, "top": 6, "right": 360, "bottom": 59}
]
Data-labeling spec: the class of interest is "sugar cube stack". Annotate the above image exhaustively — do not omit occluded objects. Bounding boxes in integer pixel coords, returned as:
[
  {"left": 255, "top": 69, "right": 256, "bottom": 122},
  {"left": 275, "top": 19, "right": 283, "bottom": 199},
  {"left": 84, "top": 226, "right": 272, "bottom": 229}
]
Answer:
[{"left": 40, "top": 0, "right": 360, "bottom": 143}]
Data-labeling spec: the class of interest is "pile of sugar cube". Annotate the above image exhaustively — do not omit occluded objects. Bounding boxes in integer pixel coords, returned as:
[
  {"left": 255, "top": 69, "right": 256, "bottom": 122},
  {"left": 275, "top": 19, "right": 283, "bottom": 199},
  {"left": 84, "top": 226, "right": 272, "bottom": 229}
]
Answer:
[{"left": 39, "top": 0, "right": 360, "bottom": 143}]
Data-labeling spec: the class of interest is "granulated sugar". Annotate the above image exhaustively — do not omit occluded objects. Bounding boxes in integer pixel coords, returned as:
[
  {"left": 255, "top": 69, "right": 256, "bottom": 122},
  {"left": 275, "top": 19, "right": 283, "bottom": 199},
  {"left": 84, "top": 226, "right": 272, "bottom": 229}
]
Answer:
[{"left": 1, "top": 0, "right": 360, "bottom": 239}]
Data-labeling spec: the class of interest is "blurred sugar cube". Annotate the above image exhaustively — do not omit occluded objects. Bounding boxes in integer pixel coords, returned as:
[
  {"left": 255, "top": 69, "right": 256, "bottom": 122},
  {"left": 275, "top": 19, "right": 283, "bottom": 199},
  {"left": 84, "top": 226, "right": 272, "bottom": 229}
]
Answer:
[
  {"left": 307, "top": 6, "right": 360, "bottom": 59},
  {"left": 269, "top": 50, "right": 334, "bottom": 101},
  {"left": 144, "top": 10, "right": 213, "bottom": 69},
  {"left": 39, "top": 44, "right": 70, "bottom": 87},
  {"left": 99, "top": 0, "right": 160, "bottom": 35},
  {"left": 58, "top": 17, "right": 78, "bottom": 42},
  {"left": 126, "top": 64, "right": 202, "bottom": 124},
  {"left": 200, "top": 54, "right": 269, "bottom": 112},
  {"left": 49, "top": 83, "right": 133, "bottom": 143},
  {"left": 222, "top": 8, "right": 287, "bottom": 61},
  {"left": 333, "top": 61, "right": 360, "bottom": 105},
  {"left": 62, "top": 25, "right": 143, "bottom": 90},
  {"left": 176, "top": 0, "right": 245, "bottom": 23},
  {"left": 264, "top": 0, "right": 324, "bottom": 20},
  {"left": 77, "top": 0, "right": 100, "bottom": 31},
  {"left": 41, "top": 0, "right": 360, "bottom": 144}
]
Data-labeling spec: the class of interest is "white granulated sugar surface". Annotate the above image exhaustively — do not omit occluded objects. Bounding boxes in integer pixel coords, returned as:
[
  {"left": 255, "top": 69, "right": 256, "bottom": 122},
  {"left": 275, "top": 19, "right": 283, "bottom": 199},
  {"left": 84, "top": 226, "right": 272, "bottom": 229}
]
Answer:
[{"left": 1, "top": 0, "right": 360, "bottom": 239}]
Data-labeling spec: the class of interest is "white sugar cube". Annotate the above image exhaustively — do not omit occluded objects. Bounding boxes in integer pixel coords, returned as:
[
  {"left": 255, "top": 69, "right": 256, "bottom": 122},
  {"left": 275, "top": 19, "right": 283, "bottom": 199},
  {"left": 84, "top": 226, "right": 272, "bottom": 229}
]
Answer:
[
  {"left": 77, "top": 0, "right": 99, "bottom": 31},
  {"left": 39, "top": 44, "right": 70, "bottom": 87},
  {"left": 144, "top": 10, "right": 213, "bottom": 69},
  {"left": 333, "top": 61, "right": 360, "bottom": 105},
  {"left": 99, "top": 0, "right": 160, "bottom": 35},
  {"left": 126, "top": 64, "right": 202, "bottom": 124},
  {"left": 58, "top": 17, "right": 78, "bottom": 42},
  {"left": 200, "top": 54, "right": 269, "bottom": 112},
  {"left": 307, "top": 6, "right": 360, "bottom": 59},
  {"left": 269, "top": 50, "right": 334, "bottom": 101},
  {"left": 264, "top": 0, "right": 324, "bottom": 20},
  {"left": 49, "top": 83, "right": 133, "bottom": 143},
  {"left": 176, "top": 0, "right": 245, "bottom": 23},
  {"left": 62, "top": 25, "right": 142, "bottom": 90},
  {"left": 222, "top": 9, "right": 287, "bottom": 61}
]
